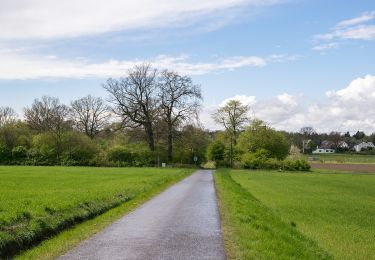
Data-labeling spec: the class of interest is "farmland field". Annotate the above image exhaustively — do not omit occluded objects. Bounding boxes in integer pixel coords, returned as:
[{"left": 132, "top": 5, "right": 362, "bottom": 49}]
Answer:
[
  {"left": 305, "top": 153, "right": 375, "bottom": 164},
  {"left": 215, "top": 169, "right": 375, "bottom": 260},
  {"left": 0, "top": 166, "right": 192, "bottom": 258}
]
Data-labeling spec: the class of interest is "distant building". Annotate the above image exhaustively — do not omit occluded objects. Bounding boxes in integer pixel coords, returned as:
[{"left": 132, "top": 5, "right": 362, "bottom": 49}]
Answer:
[
  {"left": 338, "top": 141, "right": 349, "bottom": 149},
  {"left": 353, "top": 142, "right": 375, "bottom": 152},
  {"left": 312, "top": 146, "right": 335, "bottom": 154}
]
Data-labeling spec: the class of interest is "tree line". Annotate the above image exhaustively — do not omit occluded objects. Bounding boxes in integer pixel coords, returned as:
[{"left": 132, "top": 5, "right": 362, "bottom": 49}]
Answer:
[
  {"left": 1, "top": 64, "right": 374, "bottom": 168},
  {"left": 0, "top": 64, "right": 207, "bottom": 166}
]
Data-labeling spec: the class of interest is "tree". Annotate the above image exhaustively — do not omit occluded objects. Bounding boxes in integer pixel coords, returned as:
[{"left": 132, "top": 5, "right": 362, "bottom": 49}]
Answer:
[
  {"left": 328, "top": 131, "right": 342, "bottom": 149},
  {"left": 159, "top": 70, "right": 202, "bottom": 161},
  {"left": 300, "top": 126, "right": 316, "bottom": 137},
  {"left": 70, "top": 95, "right": 108, "bottom": 139},
  {"left": 353, "top": 131, "right": 365, "bottom": 140},
  {"left": 104, "top": 64, "right": 159, "bottom": 151},
  {"left": 213, "top": 99, "right": 250, "bottom": 167},
  {"left": 24, "top": 96, "right": 69, "bottom": 159},
  {"left": 237, "top": 120, "right": 289, "bottom": 160},
  {"left": 213, "top": 100, "right": 250, "bottom": 143},
  {"left": 0, "top": 107, "right": 17, "bottom": 127},
  {"left": 207, "top": 140, "right": 225, "bottom": 163}
]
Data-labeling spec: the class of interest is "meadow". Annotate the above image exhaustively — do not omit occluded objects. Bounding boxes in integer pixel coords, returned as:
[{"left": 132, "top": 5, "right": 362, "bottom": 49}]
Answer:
[
  {"left": 0, "top": 166, "right": 192, "bottom": 258},
  {"left": 305, "top": 153, "right": 375, "bottom": 163},
  {"left": 215, "top": 169, "right": 375, "bottom": 260}
]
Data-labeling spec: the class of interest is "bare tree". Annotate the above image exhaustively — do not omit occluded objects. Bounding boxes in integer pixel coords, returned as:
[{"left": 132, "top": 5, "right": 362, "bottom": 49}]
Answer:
[
  {"left": 0, "top": 107, "right": 17, "bottom": 127},
  {"left": 70, "top": 95, "right": 108, "bottom": 139},
  {"left": 159, "top": 70, "right": 202, "bottom": 161},
  {"left": 103, "top": 64, "right": 159, "bottom": 151},
  {"left": 213, "top": 99, "right": 250, "bottom": 144},
  {"left": 24, "top": 96, "right": 69, "bottom": 159},
  {"left": 300, "top": 126, "right": 316, "bottom": 137}
]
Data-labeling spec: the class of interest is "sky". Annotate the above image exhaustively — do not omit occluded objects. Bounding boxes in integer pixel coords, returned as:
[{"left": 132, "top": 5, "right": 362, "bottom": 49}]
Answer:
[{"left": 0, "top": 0, "right": 375, "bottom": 133}]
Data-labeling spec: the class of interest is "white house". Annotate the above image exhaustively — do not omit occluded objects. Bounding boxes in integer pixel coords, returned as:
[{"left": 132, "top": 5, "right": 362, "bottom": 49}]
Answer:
[
  {"left": 312, "top": 146, "right": 335, "bottom": 154},
  {"left": 353, "top": 142, "right": 375, "bottom": 152}
]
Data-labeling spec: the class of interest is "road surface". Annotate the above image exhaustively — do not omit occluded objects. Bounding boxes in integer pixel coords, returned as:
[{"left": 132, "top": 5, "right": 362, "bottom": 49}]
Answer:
[{"left": 60, "top": 170, "right": 226, "bottom": 260}]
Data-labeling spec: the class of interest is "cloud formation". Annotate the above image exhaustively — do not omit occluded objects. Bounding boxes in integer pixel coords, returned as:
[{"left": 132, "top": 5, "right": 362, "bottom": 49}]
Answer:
[
  {"left": 0, "top": 50, "right": 269, "bottom": 79},
  {"left": 0, "top": 0, "right": 281, "bottom": 40},
  {"left": 313, "top": 11, "right": 375, "bottom": 50},
  {"left": 204, "top": 75, "right": 375, "bottom": 134}
]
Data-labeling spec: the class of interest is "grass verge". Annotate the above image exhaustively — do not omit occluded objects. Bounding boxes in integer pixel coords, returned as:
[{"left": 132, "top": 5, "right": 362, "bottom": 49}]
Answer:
[
  {"left": 214, "top": 169, "right": 332, "bottom": 260},
  {"left": 230, "top": 169, "right": 375, "bottom": 259}
]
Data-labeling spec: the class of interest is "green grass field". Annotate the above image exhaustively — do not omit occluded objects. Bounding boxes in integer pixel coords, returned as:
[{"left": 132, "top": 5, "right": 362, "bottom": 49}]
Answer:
[
  {"left": 215, "top": 169, "right": 375, "bottom": 260},
  {"left": 0, "top": 166, "right": 192, "bottom": 258},
  {"left": 305, "top": 153, "right": 375, "bottom": 163}
]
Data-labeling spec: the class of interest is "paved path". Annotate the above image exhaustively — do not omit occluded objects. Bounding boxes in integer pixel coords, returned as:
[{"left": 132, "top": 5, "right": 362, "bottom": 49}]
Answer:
[{"left": 60, "top": 170, "right": 226, "bottom": 260}]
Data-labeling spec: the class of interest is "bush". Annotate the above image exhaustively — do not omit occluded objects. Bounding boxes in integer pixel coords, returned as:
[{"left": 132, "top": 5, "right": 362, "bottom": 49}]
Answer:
[
  {"left": 107, "top": 146, "right": 133, "bottom": 166},
  {"left": 282, "top": 159, "right": 311, "bottom": 171},
  {"left": 241, "top": 150, "right": 280, "bottom": 170},
  {"left": 237, "top": 120, "right": 289, "bottom": 160},
  {"left": 241, "top": 150, "right": 310, "bottom": 171}
]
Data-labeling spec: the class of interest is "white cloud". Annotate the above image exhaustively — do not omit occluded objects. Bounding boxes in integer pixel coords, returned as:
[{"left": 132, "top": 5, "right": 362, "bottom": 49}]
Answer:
[
  {"left": 313, "top": 11, "right": 375, "bottom": 48},
  {"left": 312, "top": 42, "right": 338, "bottom": 52},
  {"left": 336, "top": 11, "right": 375, "bottom": 28},
  {"left": 0, "top": 0, "right": 281, "bottom": 40},
  {"left": 203, "top": 75, "right": 375, "bottom": 134},
  {"left": 220, "top": 95, "right": 257, "bottom": 107},
  {"left": 0, "top": 50, "right": 267, "bottom": 79}
]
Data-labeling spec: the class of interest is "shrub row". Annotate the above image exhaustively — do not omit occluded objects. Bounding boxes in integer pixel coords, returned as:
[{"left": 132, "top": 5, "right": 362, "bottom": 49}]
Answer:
[{"left": 241, "top": 151, "right": 310, "bottom": 171}]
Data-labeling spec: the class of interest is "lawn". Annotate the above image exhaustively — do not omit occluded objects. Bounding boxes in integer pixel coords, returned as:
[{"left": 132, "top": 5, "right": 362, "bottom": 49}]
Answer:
[
  {"left": 216, "top": 169, "right": 375, "bottom": 260},
  {"left": 305, "top": 153, "right": 375, "bottom": 163},
  {"left": 0, "top": 166, "right": 192, "bottom": 258}
]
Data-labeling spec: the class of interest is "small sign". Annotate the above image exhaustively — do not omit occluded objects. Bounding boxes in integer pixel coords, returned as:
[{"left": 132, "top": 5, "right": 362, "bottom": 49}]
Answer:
[
  {"left": 162, "top": 163, "right": 166, "bottom": 168},
  {"left": 194, "top": 156, "right": 198, "bottom": 162}
]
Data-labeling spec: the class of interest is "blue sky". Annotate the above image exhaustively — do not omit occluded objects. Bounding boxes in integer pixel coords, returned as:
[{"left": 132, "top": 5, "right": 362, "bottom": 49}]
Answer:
[{"left": 1, "top": 0, "right": 375, "bottom": 132}]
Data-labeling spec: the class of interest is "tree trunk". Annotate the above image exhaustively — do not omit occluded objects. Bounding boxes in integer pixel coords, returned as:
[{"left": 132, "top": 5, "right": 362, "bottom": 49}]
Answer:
[
  {"left": 144, "top": 123, "right": 155, "bottom": 151},
  {"left": 167, "top": 124, "right": 173, "bottom": 162}
]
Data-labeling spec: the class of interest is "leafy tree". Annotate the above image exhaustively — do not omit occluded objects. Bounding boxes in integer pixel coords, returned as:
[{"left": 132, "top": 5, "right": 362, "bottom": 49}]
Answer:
[
  {"left": 237, "top": 120, "right": 289, "bottom": 160},
  {"left": 207, "top": 140, "right": 226, "bottom": 163},
  {"left": 353, "top": 131, "right": 366, "bottom": 140},
  {"left": 213, "top": 99, "right": 250, "bottom": 144}
]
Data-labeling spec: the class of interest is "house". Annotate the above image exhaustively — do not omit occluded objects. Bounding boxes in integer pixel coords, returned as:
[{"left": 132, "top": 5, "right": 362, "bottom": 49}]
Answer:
[
  {"left": 338, "top": 141, "right": 349, "bottom": 149},
  {"left": 320, "top": 140, "right": 334, "bottom": 149},
  {"left": 312, "top": 146, "right": 335, "bottom": 154},
  {"left": 353, "top": 142, "right": 375, "bottom": 152}
]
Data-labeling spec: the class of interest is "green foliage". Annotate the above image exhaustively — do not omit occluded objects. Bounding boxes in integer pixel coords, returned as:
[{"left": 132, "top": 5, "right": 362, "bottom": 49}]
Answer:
[
  {"left": 240, "top": 149, "right": 310, "bottom": 171},
  {"left": 207, "top": 140, "right": 225, "bottom": 162},
  {"left": 11, "top": 146, "right": 28, "bottom": 161},
  {"left": 214, "top": 169, "right": 332, "bottom": 259},
  {"left": 241, "top": 149, "right": 280, "bottom": 170},
  {"left": 60, "top": 132, "right": 97, "bottom": 165},
  {"left": 237, "top": 120, "right": 289, "bottom": 160},
  {"left": 230, "top": 169, "right": 375, "bottom": 259},
  {"left": 0, "top": 166, "right": 192, "bottom": 258},
  {"left": 282, "top": 158, "right": 310, "bottom": 171}
]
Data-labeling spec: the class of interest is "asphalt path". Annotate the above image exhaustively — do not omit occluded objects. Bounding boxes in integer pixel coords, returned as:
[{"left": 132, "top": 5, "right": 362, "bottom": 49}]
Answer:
[{"left": 59, "top": 170, "right": 226, "bottom": 260}]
